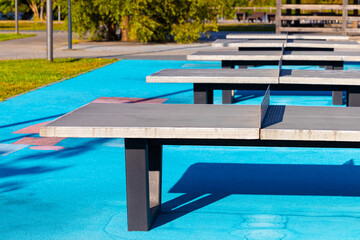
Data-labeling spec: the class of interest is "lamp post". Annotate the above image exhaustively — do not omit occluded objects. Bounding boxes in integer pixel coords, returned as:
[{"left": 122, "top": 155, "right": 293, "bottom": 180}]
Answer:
[
  {"left": 15, "top": 0, "right": 18, "bottom": 34},
  {"left": 46, "top": 0, "right": 53, "bottom": 61},
  {"left": 68, "top": 0, "right": 72, "bottom": 49},
  {"left": 40, "top": 0, "right": 44, "bottom": 21}
]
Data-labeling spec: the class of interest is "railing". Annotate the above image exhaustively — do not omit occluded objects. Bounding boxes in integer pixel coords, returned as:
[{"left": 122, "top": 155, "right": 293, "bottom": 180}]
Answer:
[
  {"left": 233, "top": 7, "right": 276, "bottom": 13},
  {"left": 274, "top": 1, "right": 360, "bottom": 34}
]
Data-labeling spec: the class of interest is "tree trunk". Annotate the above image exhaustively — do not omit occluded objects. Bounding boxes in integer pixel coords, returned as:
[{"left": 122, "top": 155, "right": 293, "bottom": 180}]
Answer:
[
  {"left": 121, "top": 15, "right": 129, "bottom": 41},
  {"left": 27, "top": 0, "right": 40, "bottom": 20}
]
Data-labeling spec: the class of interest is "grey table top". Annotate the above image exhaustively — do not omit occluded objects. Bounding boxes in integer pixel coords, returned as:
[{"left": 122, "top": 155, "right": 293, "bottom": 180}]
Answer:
[
  {"left": 261, "top": 105, "right": 360, "bottom": 141},
  {"left": 146, "top": 69, "right": 360, "bottom": 86},
  {"left": 40, "top": 103, "right": 261, "bottom": 139},
  {"left": 281, "top": 69, "right": 360, "bottom": 85},
  {"left": 40, "top": 103, "right": 360, "bottom": 142},
  {"left": 283, "top": 51, "right": 360, "bottom": 61},
  {"left": 146, "top": 69, "right": 279, "bottom": 84},
  {"left": 226, "top": 34, "right": 350, "bottom": 41},
  {"left": 187, "top": 50, "right": 282, "bottom": 61},
  {"left": 212, "top": 39, "right": 360, "bottom": 49},
  {"left": 187, "top": 50, "right": 360, "bottom": 61}
]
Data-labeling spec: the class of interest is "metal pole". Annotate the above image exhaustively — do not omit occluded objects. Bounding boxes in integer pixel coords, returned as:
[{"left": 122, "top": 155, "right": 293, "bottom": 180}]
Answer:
[
  {"left": 58, "top": 5, "right": 61, "bottom": 21},
  {"left": 15, "top": 0, "right": 18, "bottom": 34},
  {"left": 46, "top": 0, "right": 53, "bottom": 61},
  {"left": 40, "top": 0, "right": 44, "bottom": 21},
  {"left": 276, "top": 0, "right": 282, "bottom": 33},
  {"left": 68, "top": 0, "right": 72, "bottom": 49},
  {"left": 343, "top": 0, "right": 348, "bottom": 35}
]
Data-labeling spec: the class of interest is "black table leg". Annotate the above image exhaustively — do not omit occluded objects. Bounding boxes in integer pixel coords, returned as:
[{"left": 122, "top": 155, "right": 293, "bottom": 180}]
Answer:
[
  {"left": 194, "top": 84, "right": 213, "bottom": 104},
  {"left": 326, "top": 64, "right": 344, "bottom": 105},
  {"left": 347, "top": 87, "right": 360, "bottom": 107},
  {"left": 222, "top": 61, "right": 237, "bottom": 104},
  {"left": 148, "top": 141, "right": 163, "bottom": 227},
  {"left": 125, "top": 138, "right": 163, "bottom": 231},
  {"left": 222, "top": 90, "right": 235, "bottom": 104}
]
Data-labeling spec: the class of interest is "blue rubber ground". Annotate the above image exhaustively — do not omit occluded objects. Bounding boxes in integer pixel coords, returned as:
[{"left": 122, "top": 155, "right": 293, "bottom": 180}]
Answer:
[{"left": 1, "top": 60, "right": 360, "bottom": 240}]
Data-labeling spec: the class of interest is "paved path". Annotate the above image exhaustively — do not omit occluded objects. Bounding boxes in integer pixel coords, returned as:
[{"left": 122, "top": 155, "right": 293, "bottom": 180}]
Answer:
[{"left": 0, "top": 31, "right": 213, "bottom": 60}]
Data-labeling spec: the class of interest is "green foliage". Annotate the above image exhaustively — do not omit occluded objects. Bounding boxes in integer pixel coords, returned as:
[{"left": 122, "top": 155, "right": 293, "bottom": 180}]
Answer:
[
  {"left": 171, "top": 22, "right": 217, "bottom": 44},
  {"left": 0, "top": 0, "right": 14, "bottom": 14},
  {"left": 0, "top": 58, "right": 117, "bottom": 101},
  {"left": 0, "top": 0, "right": 29, "bottom": 15},
  {"left": 57, "top": 0, "right": 222, "bottom": 43}
]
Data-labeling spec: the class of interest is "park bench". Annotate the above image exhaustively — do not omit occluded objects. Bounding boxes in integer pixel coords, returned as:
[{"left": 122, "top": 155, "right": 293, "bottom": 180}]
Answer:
[
  {"left": 236, "top": 11, "right": 248, "bottom": 21},
  {"left": 40, "top": 88, "right": 360, "bottom": 231},
  {"left": 267, "top": 12, "right": 276, "bottom": 22},
  {"left": 146, "top": 68, "right": 360, "bottom": 106},
  {"left": 248, "top": 12, "right": 265, "bottom": 22}
]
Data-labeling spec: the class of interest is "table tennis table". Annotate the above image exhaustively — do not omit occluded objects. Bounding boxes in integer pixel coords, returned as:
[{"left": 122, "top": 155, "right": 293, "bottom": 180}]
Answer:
[
  {"left": 146, "top": 68, "right": 360, "bottom": 106},
  {"left": 212, "top": 39, "right": 360, "bottom": 51},
  {"left": 40, "top": 88, "right": 360, "bottom": 231},
  {"left": 225, "top": 33, "right": 349, "bottom": 41},
  {"left": 187, "top": 48, "right": 360, "bottom": 105}
]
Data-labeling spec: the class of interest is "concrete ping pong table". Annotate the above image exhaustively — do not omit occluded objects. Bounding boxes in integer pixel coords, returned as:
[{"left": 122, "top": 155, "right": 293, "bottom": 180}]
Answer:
[
  {"left": 187, "top": 47, "right": 360, "bottom": 105},
  {"left": 40, "top": 88, "right": 360, "bottom": 231},
  {"left": 225, "top": 33, "right": 350, "bottom": 41},
  {"left": 146, "top": 68, "right": 360, "bottom": 106},
  {"left": 212, "top": 39, "right": 360, "bottom": 51}
]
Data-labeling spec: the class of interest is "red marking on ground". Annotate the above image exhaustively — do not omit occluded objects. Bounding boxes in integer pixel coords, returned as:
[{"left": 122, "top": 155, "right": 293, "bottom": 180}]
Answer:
[
  {"left": 13, "top": 121, "right": 51, "bottom": 134},
  {"left": 92, "top": 97, "right": 167, "bottom": 104},
  {"left": 29, "top": 146, "right": 65, "bottom": 151},
  {"left": 12, "top": 137, "right": 66, "bottom": 146}
]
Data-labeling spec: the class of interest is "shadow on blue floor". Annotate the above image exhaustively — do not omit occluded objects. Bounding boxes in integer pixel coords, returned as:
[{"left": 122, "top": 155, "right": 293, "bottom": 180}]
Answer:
[
  {"left": 15, "top": 138, "right": 112, "bottom": 162},
  {"left": 234, "top": 90, "right": 334, "bottom": 104},
  {"left": 0, "top": 114, "right": 64, "bottom": 129},
  {"left": 154, "top": 160, "right": 358, "bottom": 228},
  {"left": 128, "top": 89, "right": 193, "bottom": 103}
]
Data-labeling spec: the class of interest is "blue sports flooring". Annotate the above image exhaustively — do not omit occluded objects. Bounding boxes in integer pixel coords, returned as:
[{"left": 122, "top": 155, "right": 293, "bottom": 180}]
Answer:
[{"left": 1, "top": 60, "right": 360, "bottom": 239}]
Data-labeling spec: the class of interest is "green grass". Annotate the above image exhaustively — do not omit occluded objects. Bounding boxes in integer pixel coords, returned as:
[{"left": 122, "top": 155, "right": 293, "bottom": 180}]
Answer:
[
  {"left": 218, "top": 23, "right": 275, "bottom": 32},
  {"left": 0, "top": 58, "right": 117, "bottom": 101},
  {"left": 0, "top": 20, "right": 65, "bottom": 31},
  {"left": 0, "top": 33, "right": 36, "bottom": 41}
]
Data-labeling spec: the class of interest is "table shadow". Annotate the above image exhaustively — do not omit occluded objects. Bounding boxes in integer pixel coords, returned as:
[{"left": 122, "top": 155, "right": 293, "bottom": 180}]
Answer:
[{"left": 153, "top": 160, "right": 359, "bottom": 228}]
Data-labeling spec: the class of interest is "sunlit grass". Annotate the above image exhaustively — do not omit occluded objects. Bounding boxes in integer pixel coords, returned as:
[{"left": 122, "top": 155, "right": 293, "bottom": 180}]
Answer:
[
  {"left": 0, "top": 58, "right": 117, "bottom": 101},
  {"left": 0, "top": 33, "right": 36, "bottom": 41},
  {"left": 0, "top": 20, "right": 65, "bottom": 31}
]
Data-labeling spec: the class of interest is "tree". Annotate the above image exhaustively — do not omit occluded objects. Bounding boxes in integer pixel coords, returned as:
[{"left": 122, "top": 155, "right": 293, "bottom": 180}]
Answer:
[
  {"left": 130, "top": 0, "right": 219, "bottom": 43},
  {"left": 56, "top": 0, "right": 125, "bottom": 41},
  {"left": 0, "top": 0, "right": 29, "bottom": 16},
  {"left": 59, "top": 0, "right": 227, "bottom": 43},
  {"left": 0, "top": 0, "right": 15, "bottom": 14},
  {"left": 26, "top": 0, "right": 40, "bottom": 19}
]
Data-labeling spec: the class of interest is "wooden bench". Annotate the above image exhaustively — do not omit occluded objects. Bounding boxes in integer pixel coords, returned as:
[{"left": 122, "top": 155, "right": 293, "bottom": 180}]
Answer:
[
  {"left": 236, "top": 11, "right": 248, "bottom": 21},
  {"left": 146, "top": 68, "right": 360, "bottom": 106},
  {"left": 267, "top": 12, "right": 276, "bottom": 22},
  {"left": 248, "top": 12, "right": 265, "bottom": 22},
  {"left": 40, "top": 88, "right": 360, "bottom": 231}
]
